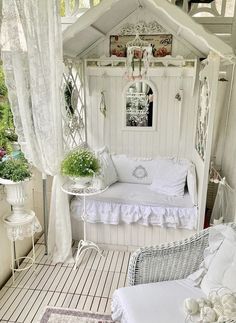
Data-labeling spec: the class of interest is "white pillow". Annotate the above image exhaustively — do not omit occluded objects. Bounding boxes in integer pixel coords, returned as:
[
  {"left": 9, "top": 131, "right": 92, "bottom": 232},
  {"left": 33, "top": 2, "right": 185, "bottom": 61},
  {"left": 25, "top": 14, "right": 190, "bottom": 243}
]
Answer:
[
  {"left": 149, "top": 158, "right": 189, "bottom": 196},
  {"left": 111, "top": 154, "right": 154, "bottom": 184},
  {"left": 201, "top": 227, "right": 236, "bottom": 295},
  {"left": 187, "top": 163, "right": 198, "bottom": 205},
  {"left": 188, "top": 225, "right": 236, "bottom": 287},
  {"left": 95, "top": 147, "right": 118, "bottom": 187}
]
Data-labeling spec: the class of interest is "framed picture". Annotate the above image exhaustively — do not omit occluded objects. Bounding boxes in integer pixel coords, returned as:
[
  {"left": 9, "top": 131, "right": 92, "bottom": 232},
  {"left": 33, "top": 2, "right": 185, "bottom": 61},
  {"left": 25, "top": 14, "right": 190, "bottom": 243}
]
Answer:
[{"left": 110, "top": 34, "right": 172, "bottom": 58}]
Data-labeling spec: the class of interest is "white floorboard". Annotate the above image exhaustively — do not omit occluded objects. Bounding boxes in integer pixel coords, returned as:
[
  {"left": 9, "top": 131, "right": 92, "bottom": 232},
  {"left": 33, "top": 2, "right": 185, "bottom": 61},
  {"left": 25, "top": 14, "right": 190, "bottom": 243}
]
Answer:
[{"left": 0, "top": 239, "right": 131, "bottom": 323}]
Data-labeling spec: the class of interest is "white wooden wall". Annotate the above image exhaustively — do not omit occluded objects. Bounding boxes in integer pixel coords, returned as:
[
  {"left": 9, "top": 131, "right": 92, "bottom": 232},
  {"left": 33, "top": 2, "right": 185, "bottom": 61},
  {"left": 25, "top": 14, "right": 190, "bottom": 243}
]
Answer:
[
  {"left": 71, "top": 217, "right": 195, "bottom": 250},
  {"left": 86, "top": 68, "right": 197, "bottom": 159}
]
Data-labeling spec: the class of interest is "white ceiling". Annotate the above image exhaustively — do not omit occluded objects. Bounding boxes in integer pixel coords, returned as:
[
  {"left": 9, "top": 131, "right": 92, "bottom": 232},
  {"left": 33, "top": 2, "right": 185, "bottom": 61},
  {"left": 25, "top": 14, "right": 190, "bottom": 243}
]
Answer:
[{"left": 63, "top": 0, "right": 235, "bottom": 62}]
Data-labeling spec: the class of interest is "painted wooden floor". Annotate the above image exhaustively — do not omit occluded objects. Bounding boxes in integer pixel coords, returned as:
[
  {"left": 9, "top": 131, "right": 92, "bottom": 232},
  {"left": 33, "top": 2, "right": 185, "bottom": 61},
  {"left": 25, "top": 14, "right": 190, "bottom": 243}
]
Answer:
[{"left": 0, "top": 236, "right": 131, "bottom": 323}]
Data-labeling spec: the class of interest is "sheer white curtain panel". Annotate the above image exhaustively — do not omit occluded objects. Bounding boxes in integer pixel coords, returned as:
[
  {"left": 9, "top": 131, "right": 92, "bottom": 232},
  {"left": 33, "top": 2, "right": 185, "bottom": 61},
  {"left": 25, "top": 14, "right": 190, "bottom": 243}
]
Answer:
[{"left": 1, "top": 0, "right": 73, "bottom": 263}]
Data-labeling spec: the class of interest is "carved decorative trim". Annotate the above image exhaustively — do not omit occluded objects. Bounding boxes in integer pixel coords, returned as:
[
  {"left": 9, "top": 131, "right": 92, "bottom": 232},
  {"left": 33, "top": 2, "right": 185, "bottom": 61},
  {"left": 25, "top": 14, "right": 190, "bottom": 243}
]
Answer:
[
  {"left": 119, "top": 21, "right": 167, "bottom": 35},
  {"left": 195, "top": 77, "right": 210, "bottom": 161}
]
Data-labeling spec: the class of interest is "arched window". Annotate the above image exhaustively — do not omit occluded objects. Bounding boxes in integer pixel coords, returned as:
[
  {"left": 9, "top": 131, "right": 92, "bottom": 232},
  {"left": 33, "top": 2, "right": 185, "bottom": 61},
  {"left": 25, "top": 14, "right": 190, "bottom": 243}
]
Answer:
[{"left": 124, "top": 80, "right": 157, "bottom": 131}]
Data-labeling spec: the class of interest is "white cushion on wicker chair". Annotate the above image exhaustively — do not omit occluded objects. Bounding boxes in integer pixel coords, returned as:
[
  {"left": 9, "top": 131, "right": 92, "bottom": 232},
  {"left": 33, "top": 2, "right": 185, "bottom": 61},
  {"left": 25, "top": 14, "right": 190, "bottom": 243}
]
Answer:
[
  {"left": 112, "top": 279, "right": 205, "bottom": 323},
  {"left": 201, "top": 227, "right": 236, "bottom": 295},
  {"left": 188, "top": 225, "right": 236, "bottom": 287}
]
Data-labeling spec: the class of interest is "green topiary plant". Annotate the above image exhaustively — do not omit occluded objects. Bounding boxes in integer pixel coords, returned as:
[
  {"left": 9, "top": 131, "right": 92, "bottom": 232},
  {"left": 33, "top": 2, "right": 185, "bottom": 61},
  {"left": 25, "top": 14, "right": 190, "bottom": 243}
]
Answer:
[
  {"left": 61, "top": 148, "right": 100, "bottom": 178},
  {"left": 0, "top": 153, "right": 31, "bottom": 182}
]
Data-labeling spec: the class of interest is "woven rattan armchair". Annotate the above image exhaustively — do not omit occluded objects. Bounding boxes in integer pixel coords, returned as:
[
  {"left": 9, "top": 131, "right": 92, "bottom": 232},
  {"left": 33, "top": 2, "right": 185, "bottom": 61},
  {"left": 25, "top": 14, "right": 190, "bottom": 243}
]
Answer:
[{"left": 128, "top": 223, "right": 236, "bottom": 286}]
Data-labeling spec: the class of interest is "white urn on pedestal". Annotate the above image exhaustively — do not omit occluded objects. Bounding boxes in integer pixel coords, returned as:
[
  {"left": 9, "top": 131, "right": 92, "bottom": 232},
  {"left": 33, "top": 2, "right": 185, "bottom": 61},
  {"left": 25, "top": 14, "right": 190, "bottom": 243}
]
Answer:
[{"left": 0, "top": 178, "right": 31, "bottom": 222}]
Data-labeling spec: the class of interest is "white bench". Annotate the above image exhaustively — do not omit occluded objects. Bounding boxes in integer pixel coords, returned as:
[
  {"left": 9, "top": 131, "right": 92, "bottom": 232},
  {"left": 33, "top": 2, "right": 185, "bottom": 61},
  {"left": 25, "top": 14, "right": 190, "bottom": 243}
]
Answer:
[{"left": 71, "top": 149, "right": 198, "bottom": 248}]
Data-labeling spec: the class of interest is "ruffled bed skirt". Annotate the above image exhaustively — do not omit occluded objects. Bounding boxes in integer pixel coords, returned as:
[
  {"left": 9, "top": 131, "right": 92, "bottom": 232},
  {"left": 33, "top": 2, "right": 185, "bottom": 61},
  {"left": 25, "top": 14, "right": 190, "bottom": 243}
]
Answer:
[{"left": 71, "top": 198, "right": 198, "bottom": 230}]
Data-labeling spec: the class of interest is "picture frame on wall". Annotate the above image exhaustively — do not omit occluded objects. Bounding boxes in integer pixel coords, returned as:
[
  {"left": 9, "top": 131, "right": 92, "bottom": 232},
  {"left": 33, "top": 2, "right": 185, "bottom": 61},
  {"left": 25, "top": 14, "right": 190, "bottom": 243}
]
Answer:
[{"left": 110, "top": 34, "right": 173, "bottom": 58}]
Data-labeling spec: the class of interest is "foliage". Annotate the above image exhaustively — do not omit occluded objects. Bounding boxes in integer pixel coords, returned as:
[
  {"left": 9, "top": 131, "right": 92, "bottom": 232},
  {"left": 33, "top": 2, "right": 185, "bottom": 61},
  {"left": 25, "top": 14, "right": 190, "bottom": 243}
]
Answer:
[
  {"left": 60, "top": 0, "right": 101, "bottom": 16},
  {"left": 61, "top": 148, "right": 100, "bottom": 177},
  {"left": 60, "top": 0, "right": 66, "bottom": 16},
  {"left": 0, "top": 64, "right": 8, "bottom": 97},
  {"left": 0, "top": 63, "right": 17, "bottom": 152},
  {"left": 0, "top": 153, "right": 31, "bottom": 182}
]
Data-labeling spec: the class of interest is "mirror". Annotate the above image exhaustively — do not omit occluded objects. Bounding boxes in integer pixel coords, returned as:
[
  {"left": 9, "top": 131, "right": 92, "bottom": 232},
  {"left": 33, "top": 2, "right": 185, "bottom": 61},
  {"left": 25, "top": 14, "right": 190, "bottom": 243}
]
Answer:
[{"left": 125, "top": 81, "right": 155, "bottom": 128}]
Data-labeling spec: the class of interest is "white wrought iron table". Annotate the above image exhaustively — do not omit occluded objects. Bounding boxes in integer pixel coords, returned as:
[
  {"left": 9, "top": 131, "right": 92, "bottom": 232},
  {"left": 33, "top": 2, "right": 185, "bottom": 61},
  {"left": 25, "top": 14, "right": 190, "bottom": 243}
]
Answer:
[{"left": 62, "top": 181, "right": 108, "bottom": 269}]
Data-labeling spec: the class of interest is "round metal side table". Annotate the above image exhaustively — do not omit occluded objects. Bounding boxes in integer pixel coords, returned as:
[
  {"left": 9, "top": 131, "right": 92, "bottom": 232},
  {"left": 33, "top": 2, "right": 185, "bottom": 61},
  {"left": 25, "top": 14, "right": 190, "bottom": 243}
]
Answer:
[{"left": 62, "top": 181, "right": 108, "bottom": 270}]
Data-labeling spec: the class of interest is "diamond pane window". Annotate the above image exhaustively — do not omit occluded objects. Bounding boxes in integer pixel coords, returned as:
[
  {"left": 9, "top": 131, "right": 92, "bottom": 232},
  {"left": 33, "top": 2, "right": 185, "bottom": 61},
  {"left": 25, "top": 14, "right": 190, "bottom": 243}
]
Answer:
[{"left": 62, "top": 60, "right": 86, "bottom": 151}]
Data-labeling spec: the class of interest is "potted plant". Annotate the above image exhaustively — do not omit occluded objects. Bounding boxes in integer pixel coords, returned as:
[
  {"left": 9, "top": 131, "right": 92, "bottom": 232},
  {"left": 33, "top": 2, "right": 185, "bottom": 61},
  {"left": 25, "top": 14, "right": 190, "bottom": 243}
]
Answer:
[
  {"left": 0, "top": 153, "right": 32, "bottom": 222},
  {"left": 61, "top": 147, "right": 100, "bottom": 187}
]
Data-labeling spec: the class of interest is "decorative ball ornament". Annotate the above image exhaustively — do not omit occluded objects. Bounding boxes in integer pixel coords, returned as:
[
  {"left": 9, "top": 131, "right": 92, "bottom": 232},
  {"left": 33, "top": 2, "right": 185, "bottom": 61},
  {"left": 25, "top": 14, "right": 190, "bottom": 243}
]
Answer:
[
  {"left": 221, "top": 294, "right": 236, "bottom": 306},
  {"left": 184, "top": 298, "right": 199, "bottom": 315},
  {"left": 184, "top": 291, "right": 236, "bottom": 322},
  {"left": 200, "top": 307, "right": 217, "bottom": 323}
]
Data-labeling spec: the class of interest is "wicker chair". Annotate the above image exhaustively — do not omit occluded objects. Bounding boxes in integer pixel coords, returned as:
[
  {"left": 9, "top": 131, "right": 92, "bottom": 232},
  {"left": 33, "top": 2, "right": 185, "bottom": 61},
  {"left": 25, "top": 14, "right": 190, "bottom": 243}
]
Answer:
[
  {"left": 112, "top": 224, "right": 236, "bottom": 323},
  {"left": 127, "top": 223, "right": 236, "bottom": 286}
]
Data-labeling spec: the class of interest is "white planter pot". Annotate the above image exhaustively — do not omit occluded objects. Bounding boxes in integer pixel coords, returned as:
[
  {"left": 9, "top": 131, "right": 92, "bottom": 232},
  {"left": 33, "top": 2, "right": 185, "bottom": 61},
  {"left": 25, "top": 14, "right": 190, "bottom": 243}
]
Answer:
[
  {"left": 0, "top": 178, "right": 30, "bottom": 222},
  {"left": 69, "top": 176, "right": 93, "bottom": 188}
]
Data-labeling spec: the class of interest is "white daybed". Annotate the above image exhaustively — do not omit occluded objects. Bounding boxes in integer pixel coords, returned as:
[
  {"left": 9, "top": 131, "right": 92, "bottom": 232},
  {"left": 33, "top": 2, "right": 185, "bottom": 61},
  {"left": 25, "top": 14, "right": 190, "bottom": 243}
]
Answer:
[
  {"left": 71, "top": 182, "right": 197, "bottom": 229},
  {"left": 70, "top": 150, "right": 198, "bottom": 243}
]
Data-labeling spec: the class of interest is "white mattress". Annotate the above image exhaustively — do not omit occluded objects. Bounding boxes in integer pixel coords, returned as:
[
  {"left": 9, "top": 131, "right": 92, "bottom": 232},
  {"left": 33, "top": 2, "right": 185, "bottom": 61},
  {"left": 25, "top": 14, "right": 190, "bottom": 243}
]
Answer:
[
  {"left": 112, "top": 279, "right": 205, "bottom": 323},
  {"left": 70, "top": 182, "right": 198, "bottom": 229}
]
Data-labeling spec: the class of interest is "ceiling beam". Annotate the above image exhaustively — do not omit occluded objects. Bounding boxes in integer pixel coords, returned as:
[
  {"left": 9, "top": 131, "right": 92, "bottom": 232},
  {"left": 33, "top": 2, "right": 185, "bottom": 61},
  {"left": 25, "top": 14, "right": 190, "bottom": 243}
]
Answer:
[{"left": 90, "top": 24, "right": 106, "bottom": 36}]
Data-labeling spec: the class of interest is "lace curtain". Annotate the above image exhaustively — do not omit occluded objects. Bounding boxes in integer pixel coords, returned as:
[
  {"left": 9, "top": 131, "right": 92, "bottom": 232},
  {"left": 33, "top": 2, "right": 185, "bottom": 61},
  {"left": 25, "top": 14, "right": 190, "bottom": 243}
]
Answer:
[
  {"left": 211, "top": 181, "right": 235, "bottom": 224},
  {"left": 1, "top": 0, "right": 73, "bottom": 263}
]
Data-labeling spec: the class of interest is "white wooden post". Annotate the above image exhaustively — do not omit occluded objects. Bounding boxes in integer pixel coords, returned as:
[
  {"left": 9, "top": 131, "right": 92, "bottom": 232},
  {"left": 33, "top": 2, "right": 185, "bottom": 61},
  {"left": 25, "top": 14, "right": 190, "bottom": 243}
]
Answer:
[{"left": 194, "top": 52, "right": 221, "bottom": 230}]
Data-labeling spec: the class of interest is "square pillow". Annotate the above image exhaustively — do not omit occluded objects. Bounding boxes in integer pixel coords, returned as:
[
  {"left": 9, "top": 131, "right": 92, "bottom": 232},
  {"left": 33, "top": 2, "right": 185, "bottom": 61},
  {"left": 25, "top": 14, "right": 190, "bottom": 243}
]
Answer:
[
  {"left": 149, "top": 158, "right": 189, "bottom": 196},
  {"left": 200, "top": 226, "right": 236, "bottom": 295},
  {"left": 95, "top": 146, "right": 118, "bottom": 188},
  {"left": 111, "top": 154, "right": 154, "bottom": 184},
  {"left": 188, "top": 225, "right": 236, "bottom": 288}
]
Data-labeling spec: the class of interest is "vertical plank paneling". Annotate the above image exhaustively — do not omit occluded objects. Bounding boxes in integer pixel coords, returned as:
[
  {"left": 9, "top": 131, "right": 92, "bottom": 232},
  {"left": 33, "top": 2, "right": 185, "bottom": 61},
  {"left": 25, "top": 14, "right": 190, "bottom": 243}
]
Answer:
[
  {"left": 87, "top": 72, "right": 196, "bottom": 159},
  {"left": 85, "top": 222, "right": 194, "bottom": 248}
]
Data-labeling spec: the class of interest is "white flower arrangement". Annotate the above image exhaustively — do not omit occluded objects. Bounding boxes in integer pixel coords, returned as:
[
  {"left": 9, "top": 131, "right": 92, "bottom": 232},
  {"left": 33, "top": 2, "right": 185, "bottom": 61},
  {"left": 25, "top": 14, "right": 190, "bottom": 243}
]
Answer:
[{"left": 61, "top": 148, "right": 100, "bottom": 178}]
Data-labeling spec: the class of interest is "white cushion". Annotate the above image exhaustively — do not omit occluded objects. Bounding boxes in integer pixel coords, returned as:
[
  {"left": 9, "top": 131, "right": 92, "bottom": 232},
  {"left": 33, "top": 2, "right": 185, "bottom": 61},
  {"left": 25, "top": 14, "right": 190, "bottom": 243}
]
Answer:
[
  {"left": 95, "top": 147, "right": 118, "bottom": 187},
  {"left": 201, "top": 226, "right": 236, "bottom": 295},
  {"left": 188, "top": 225, "right": 235, "bottom": 287},
  {"left": 149, "top": 158, "right": 189, "bottom": 197},
  {"left": 111, "top": 154, "right": 155, "bottom": 184},
  {"left": 112, "top": 279, "right": 205, "bottom": 323},
  {"left": 71, "top": 182, "right": 197, "bottom": 229}
]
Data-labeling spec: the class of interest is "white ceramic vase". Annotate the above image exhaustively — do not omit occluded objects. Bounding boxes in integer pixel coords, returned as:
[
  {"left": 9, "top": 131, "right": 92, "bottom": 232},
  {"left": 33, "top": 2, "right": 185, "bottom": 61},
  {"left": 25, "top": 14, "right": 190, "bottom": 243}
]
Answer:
[
  {"left": 70, "top": 176, "right": 92, "bottom": 188},
  {"left": 0, "top": 178, "right": 30, "bottom": 222}
]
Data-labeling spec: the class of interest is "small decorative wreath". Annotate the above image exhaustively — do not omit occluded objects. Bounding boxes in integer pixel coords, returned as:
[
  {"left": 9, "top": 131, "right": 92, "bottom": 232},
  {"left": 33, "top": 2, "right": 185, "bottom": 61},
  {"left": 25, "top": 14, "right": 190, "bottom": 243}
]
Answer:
[{"left": 132, "top": 165, "right": 148, "bottom": 179}]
